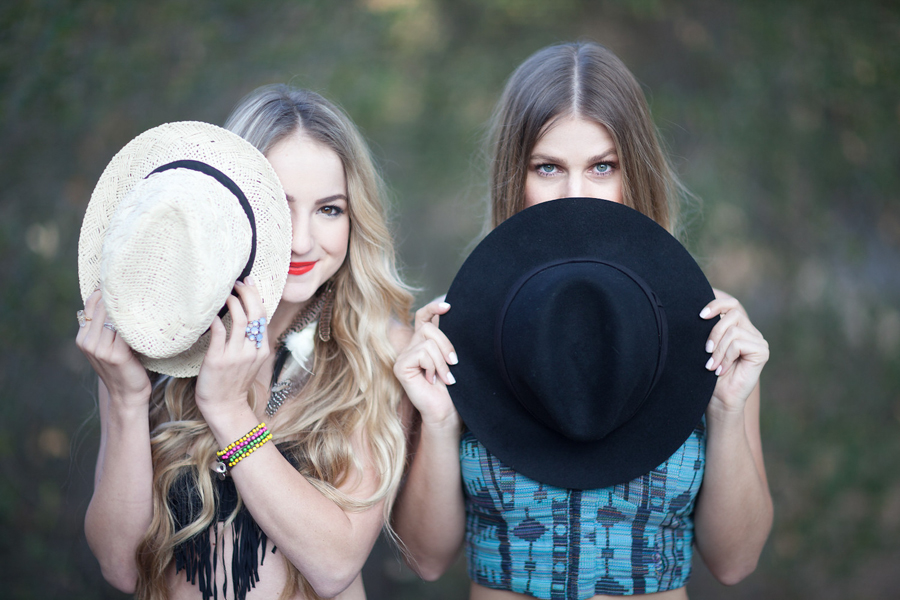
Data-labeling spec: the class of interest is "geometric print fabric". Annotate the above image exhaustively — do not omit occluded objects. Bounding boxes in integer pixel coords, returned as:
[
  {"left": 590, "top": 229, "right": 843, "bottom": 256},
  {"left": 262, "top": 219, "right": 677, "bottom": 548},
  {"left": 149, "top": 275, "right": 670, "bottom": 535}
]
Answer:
[{"left": 461, "top": 419, "right": 706, "bottom": 599}]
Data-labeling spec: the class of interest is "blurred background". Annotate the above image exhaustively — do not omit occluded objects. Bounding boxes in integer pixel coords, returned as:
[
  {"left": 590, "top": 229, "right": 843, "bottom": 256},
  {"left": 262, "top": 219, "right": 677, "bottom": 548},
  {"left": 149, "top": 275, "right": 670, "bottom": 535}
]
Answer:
[{"left": 1, "top": 0, "right": 899, "bottom": 598}]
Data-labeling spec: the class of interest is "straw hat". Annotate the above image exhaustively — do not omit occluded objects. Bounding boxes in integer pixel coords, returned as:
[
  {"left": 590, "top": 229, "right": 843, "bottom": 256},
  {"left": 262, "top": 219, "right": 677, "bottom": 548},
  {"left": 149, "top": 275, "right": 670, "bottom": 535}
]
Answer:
[
  {"left": 440, "top": 198, "right": 717, "bottom": 490},
  {"left": 78, "top": 121, "right": 291, "bottom": 377}
]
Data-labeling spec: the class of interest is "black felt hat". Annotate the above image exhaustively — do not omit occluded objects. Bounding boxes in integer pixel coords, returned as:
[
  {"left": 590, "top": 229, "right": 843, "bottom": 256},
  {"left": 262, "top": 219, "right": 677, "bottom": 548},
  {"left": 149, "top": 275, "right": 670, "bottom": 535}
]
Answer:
[{"left": 440, "top": 198, "right": 717, "bottom": 490}]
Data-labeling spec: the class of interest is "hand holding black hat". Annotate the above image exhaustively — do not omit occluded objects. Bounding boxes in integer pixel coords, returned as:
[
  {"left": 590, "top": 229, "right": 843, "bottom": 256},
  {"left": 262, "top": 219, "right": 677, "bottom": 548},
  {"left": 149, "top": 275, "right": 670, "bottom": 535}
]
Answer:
[
  {"left": 393, "top": 299, "right": 460, "bottom": 430},
  {"left": 701, "top": 289, "right": 770, "bottom": 415}
]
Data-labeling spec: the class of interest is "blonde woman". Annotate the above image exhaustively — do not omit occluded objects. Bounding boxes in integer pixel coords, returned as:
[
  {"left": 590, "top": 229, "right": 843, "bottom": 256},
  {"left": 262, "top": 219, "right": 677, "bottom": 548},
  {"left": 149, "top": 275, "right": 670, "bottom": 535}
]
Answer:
[
  {"left": 79, "top": 85, "right": 412, "bottom": 599},
  {"left": 393, "top": 42, "right": 772, "bottom": 599}
]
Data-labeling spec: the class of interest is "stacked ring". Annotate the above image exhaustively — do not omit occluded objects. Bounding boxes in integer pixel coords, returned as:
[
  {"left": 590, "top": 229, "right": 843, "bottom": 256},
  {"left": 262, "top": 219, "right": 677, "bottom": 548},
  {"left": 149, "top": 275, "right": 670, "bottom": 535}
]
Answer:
[
  {"left": 103, "top": 322, "right": 117, "bottom": 332},
  {"left": 245, "top": 317, "right": 266, "bottom": 349}
]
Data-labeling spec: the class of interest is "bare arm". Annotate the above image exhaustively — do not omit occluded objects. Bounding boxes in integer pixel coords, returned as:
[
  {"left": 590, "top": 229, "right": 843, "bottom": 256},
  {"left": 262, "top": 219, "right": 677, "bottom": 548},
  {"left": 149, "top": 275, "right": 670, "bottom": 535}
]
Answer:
[
  {"left": 192, "top": 279, "right": 394, "bottom": 598},
  {"left": 693, "top": 291, "right": 773, "bottom": 584},
  {"left": 391, "top": 300, "right": 466, "bottom": 580},
  {"left": 78, "top": 292, "right": 154, "bottom": 593}
]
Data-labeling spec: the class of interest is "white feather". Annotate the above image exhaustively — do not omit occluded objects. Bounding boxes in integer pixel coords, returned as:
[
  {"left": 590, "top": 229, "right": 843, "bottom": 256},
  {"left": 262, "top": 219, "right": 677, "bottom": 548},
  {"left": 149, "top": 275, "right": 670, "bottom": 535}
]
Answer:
[{"left": 284, "top": 321, "right": 317, "bottom": 375}]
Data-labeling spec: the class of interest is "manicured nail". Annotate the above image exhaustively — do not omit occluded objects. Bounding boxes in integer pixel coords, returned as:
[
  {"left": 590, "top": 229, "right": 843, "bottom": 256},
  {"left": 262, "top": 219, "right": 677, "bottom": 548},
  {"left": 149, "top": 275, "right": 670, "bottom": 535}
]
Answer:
[
  {"left": 705, "top": 357, "right": 715, "bottom": 371},
  {"left": 715, "top": 365, "right": 723, "bottom": 376},
  {"left": 448, "top": 352, "right": 458, "bottom": 365},
  {"left": 245, "top": 275, "right": 255, "bottom": 286},
  {"left": 705, "top": 340, "right": 714, "bottom": 353},
  {"left": 235, "top": 280, "right": 244, "bottom": 287},
  {"left": 699, "top": 307, "right": 711, "bottom": 318},
  {"left": 439, "top": 302, "right": 451, "bottom": 310},
  {"left": 446, "top": 372, "right": 456, "bottom": 385}
]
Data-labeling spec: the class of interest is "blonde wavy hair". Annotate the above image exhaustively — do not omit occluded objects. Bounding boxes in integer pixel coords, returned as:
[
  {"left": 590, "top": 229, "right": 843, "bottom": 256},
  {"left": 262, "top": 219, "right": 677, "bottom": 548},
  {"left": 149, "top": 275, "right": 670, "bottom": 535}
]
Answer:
[
  {"left": 488, "top": 41, "right": 690, "bottom": 235},
  {"left": 134, "top": 85, "right": 413, "bottom": 599}
]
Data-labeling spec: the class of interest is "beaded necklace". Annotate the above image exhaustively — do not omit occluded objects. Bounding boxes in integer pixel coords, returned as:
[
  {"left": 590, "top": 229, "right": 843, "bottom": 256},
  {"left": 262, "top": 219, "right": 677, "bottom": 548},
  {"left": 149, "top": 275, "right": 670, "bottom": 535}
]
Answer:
[{"left": 265, "top": 284, "right": 332, "bottom": 416}]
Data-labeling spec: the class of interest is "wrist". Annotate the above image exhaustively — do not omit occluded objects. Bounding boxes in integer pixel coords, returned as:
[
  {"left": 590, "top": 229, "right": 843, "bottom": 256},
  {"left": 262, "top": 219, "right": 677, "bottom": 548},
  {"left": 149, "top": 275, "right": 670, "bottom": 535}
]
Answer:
[
  {"left": 106, "top": 389, "right": 152, "bottom": 418},
  {"left": 203, "top": 408, "right": 263, "bottom": 450},
  {"left": 705, "top": 397, "right": 746, "bottom": 428},
  {"left": 420, "top": 411, "right": 462, "bottom": 439}
]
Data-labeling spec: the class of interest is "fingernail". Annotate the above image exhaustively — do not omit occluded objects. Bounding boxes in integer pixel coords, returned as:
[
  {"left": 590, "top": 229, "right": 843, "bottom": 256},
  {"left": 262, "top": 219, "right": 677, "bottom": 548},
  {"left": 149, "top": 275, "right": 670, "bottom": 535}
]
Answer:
[
  {"left": 715, "top": 365, "right": 723, "bottom": 376},
  {"left": 705, "top": 357, "right": 715, "bottom": 370},
  {"left": 699, "top": 307, "right": 711, "bottom": 318},
  {"left": 439, "top": 302, "right": 451, "bottom": 310},
  {"left": 448, "top": 352, "right": 458, "bottom": 365},
  {"left": 705, "top": 340, "right": 714, "bottom": 353},
  {"left": 235, "top": 280, "right": 244, "bottom": 287},
  {"left": 446, "top": 372, "right": 456, "bottom": 385},
  {"left": 245, "top": 276, "right": 255, "bottom": 286}
]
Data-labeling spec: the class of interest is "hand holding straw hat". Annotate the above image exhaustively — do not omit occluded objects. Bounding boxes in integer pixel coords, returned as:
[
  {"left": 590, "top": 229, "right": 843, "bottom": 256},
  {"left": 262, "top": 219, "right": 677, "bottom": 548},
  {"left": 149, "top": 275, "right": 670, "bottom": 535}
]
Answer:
[{"left": 78, "top": 121, "right": 291, "bottom": 378}]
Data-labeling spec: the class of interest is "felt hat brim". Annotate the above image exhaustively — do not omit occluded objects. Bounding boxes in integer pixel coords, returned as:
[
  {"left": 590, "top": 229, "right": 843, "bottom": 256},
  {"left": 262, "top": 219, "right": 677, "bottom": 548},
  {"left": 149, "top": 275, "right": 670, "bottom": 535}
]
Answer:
[{"left": 440, "top": 198, "right": 716, "bottom": 490}]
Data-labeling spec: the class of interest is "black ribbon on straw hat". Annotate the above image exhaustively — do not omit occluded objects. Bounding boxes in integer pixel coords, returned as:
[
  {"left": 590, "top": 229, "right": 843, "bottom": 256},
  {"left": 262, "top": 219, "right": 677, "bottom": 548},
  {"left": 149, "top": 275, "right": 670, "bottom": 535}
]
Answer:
[
  {"left": 440, "top": 197, "right": 717, "bottom": 490},
  {"left": 77, "top": 121, "right": 292, "bottom": 378},
  {"left": 149, "top": 159, "right": 258, "bottom": 319}
]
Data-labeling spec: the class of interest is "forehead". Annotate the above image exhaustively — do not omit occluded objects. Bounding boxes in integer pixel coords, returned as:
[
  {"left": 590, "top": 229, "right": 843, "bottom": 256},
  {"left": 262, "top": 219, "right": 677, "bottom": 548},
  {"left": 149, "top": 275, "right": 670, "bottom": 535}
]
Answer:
[
  {"left": 266, "top": 132, "right": 346, "bottom": 197},
  {"left": 533, "top": 116, "right": 615, "bottom": 154}
]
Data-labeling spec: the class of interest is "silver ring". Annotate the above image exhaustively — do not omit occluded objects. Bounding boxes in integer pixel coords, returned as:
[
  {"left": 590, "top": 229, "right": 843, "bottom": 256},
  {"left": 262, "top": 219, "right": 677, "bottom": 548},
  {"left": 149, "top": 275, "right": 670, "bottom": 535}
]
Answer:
[
  {"left": 245, "top": 317, "right": 267, "bottom": 349},
  {"left": 103, "top": 322, "right": 117, "bottom": 332}
]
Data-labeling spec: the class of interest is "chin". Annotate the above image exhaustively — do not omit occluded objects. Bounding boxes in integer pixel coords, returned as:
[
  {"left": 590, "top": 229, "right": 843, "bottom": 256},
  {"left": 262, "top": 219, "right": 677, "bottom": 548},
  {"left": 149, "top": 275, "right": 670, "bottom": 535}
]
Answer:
[{"left": 280, "top": 282, "right": 318, "bottom": 306}]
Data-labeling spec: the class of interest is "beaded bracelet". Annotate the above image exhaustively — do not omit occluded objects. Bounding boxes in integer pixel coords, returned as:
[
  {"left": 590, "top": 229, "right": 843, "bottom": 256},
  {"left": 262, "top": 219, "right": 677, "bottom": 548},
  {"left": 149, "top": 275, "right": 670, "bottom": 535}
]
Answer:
[{"left": 212, "top": 423, "right": 271, "bottom": 479}]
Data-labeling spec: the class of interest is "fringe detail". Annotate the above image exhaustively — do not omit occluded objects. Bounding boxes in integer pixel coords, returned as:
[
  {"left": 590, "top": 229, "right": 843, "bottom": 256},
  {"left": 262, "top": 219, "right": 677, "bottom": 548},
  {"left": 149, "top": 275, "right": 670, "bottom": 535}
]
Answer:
[{"left": 170, "top": 470, "right": 273, "bottom": 600}]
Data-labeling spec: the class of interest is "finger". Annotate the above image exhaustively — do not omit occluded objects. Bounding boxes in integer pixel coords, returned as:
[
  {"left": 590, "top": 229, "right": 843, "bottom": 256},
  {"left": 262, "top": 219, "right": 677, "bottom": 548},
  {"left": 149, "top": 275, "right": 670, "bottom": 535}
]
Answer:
[
  {"left": 704, "top": 308, "right": 743, "bottom": 354},
  {"left": 208, "top": 315, "right": 227, "bottom": 357},
  {"left": 234, "top": 276, "right": 265, "bottom": 321},
  {"left": 705, "top": 324, "right": 768, "bottom": 374},
  {"left": 77, "top": 291, "right": 102, "bottom": 344},
  {"left": 94, "top": 301, "right": 121, "bottom": 345},
  {"left": 234, "top": 277, "right": 268, "bottom": 354},
  {"left": 422, "top": 338, "right": 456, "bottom": 386},
  {"left": 414, "top": 300, "right": 451, "bottom": 331},
  {"left": 699, "top": 296, "right": 744, "bottom": 321},
  {"left": 223, "top": 294, "right": 250, "bottom": 352},
  {"left": 417, "top": 322, "right": 458, "bottom": 365}
]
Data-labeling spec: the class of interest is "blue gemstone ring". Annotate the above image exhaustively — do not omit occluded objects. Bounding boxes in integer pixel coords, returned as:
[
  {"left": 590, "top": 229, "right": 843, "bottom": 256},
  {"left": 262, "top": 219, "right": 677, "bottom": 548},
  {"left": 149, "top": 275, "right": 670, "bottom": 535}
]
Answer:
[{"left": 245, "top": 317, "right": 267, "bottom": 349}]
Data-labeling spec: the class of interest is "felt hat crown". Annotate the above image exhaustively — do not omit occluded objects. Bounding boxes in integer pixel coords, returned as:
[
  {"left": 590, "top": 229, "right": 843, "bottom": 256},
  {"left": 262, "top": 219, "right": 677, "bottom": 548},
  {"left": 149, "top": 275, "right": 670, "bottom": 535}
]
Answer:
[
  {"left": 78, "top": 121, "right": 292, "bottom": 377},
  {"left": 440, "top": 197, "right": 717, "bottom": 490}
]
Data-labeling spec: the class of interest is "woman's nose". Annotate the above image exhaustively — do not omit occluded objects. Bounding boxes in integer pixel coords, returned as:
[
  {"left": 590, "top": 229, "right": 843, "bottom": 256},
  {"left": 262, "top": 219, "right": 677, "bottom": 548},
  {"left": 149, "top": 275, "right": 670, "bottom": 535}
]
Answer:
[
  {"left": 291, "top": 216, "right": 314, "bottom": 256},
  {"left": 565, "top": 176, "right": 585, "bottom": 198}
]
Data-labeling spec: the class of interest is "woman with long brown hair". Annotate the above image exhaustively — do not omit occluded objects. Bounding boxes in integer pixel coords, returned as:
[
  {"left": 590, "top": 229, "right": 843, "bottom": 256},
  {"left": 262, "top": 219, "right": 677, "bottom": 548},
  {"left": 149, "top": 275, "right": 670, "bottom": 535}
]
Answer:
[{"left": 393, "top": 42, "right": 772, "bottom": 599}]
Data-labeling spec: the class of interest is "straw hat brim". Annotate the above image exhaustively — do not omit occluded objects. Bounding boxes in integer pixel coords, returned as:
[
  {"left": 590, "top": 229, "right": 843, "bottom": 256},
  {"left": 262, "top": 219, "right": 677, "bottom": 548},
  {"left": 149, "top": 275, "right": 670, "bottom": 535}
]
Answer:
[{"left": 78, "top": 121, "right": 291, "bottom": 378}]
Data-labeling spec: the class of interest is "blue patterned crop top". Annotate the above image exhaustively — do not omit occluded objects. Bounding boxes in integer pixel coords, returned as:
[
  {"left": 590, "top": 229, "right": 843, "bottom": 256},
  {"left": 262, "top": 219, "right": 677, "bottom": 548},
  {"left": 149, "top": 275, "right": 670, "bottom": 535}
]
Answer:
[{"left": 460, "top": 419, "right": 706, "bottom": 599}]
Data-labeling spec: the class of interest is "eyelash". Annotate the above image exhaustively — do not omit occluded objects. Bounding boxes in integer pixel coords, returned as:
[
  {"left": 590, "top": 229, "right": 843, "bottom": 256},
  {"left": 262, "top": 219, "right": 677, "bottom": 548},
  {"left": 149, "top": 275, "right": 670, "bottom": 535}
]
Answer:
[
  {"left": 319, "top": 205, "right": 345, "bottom": 217},
  {"left": 534, "top": 162, "right": 617, "bottom": 177}
]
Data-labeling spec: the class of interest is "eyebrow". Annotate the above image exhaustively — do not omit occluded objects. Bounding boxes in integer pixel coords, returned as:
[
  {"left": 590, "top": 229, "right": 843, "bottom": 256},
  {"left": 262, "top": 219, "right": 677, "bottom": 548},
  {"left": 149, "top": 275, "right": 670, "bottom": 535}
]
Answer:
[
  {"left": 530, "top": 149, "right": 619, "bottom": 163},
  {"left": 285, "top": 193, "right": 349, "bottom": 204}
]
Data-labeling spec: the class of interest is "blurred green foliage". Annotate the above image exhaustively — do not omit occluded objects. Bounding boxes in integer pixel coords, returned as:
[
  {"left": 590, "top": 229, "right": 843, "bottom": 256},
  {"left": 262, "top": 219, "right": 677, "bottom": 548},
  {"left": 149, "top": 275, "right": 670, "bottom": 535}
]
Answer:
[{"left": 1, "top": 0, "right": 898, "bottom": 598}]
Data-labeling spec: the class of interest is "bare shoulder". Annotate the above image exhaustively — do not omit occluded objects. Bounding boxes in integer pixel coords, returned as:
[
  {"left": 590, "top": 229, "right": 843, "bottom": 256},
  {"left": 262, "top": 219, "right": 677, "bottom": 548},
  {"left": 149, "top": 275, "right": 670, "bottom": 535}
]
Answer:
[{"left": 388, "top": 318, "right": 413, "bottom": 353}]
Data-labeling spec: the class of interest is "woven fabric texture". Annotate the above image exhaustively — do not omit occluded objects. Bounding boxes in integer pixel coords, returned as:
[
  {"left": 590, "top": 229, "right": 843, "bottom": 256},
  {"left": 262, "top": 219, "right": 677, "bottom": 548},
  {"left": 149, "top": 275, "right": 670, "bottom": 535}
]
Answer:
[{"left": 461, "top": 419, "right": 706, "bottom": 599}]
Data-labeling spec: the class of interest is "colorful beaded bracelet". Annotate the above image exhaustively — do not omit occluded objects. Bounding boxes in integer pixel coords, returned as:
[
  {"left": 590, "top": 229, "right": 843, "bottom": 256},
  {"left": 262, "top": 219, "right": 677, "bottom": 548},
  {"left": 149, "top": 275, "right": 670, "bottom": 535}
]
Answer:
[
  {"left": 218, "top": 426, "right": 268, "bottom": 462},
  {"left": 212, "top": 423, "right": 271, "bottom": 479}
]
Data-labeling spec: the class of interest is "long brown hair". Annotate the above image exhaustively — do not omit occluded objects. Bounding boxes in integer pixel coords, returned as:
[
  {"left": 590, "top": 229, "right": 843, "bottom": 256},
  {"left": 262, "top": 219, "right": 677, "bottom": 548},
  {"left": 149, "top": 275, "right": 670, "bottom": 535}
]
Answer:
[
  {"left": 488, "top": 41, "right": 686, "bottom": 232},
  {"left": 134, "top": 85, "right": 413, "bottom": 599}
]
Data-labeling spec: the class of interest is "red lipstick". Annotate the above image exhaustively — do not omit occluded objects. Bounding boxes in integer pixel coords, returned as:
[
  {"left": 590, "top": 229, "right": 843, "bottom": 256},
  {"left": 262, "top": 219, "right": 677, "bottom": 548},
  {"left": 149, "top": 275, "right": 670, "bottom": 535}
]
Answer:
[{"left": 289, "top": 261, "right": 316, "bottom": 276}]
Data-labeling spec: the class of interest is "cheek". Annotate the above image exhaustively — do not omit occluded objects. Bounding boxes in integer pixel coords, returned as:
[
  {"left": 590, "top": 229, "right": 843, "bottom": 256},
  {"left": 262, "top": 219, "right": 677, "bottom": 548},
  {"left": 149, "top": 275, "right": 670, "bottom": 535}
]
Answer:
[
  {"left": 325, "top": 220, "right": 351, "bottom": 262},
  {"left": 606, "top": 179, "right": 625, "bottom": 205},
  {"left": 523, "top": 175, "right": 554, "bottom": 208}
]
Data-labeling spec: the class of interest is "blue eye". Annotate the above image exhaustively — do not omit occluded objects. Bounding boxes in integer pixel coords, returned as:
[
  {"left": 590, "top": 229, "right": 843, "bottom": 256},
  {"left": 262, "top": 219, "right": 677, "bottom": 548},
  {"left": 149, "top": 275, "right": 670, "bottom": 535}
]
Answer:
[{"left": 537, "top": 164, "right": 557, "bottom": 174}]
